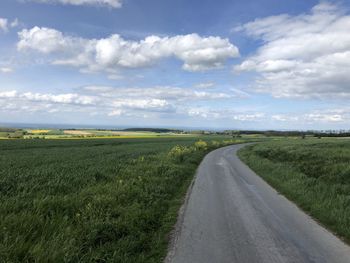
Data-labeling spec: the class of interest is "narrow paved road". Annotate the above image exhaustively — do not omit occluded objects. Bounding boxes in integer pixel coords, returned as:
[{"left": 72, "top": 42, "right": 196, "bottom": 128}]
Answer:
[{"left": 166, "top": 144, "right": 350, "bottom": 263}]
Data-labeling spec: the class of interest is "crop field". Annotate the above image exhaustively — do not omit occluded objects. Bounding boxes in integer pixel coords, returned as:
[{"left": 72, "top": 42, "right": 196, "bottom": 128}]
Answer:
[
  {"left": 0, "top": 136, "right": 247, "bottom": 262},
  {"left": 27, "top": 129, "right": 51, "bottom": 134},
  {"left": 239, "top": 139, "right": 350, "bottom": 243},
  {"left": 0, "top": 127, "right": 192, "bottom": 139}
]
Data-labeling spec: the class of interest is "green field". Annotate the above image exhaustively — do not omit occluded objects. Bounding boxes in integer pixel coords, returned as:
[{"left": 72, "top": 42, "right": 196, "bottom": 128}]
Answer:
[
  {"left": 0, "top": 127, "right": 190, "bottom": 140},
  {"left": 0, "top": 136, "right": 246, "bottom": 262},
  {"left": 238, "top": 139, "right": 350, "bottom": 243}
]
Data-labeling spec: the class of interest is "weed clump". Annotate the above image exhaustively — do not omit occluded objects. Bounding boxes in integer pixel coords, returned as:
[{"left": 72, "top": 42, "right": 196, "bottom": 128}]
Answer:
[
  {"left": 168, "top": 145, "right": 193, "bottom": 162},
  {"left": 194, "top": 140, "right": 208, "bottom": 150}
]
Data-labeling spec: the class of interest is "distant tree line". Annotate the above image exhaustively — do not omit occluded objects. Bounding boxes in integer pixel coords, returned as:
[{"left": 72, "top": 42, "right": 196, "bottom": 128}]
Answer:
[
  {"left": 0, "top": 127, "right": 18, "bottom": 133},
  {"left": 222, "top": 130, "right": 350, "bottom": 137},
  {"left": 122, "top": 128, "right": 182, "bottom": 133},
  {"left": 3, "top": 130, "right": 27, "bottom": 139}
]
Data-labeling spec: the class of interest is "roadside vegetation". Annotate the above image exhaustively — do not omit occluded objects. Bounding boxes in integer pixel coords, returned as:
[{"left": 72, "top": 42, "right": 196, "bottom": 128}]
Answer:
[
  {"left": 0, "top": 136, "right": 246, "bottom": 262},
  {"left": 238, "top": 138, "right": 350, "bottom": 243}
]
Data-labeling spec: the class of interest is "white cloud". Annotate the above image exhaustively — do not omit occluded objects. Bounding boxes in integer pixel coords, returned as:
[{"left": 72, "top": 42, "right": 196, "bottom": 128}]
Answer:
[
  {"left": 271, "top": 109, "right": 350, "bottom": 124},
  {"left": 0, "top": 90, "right": 97, "bottom": 105},
  {"left": 10, "top": 18, "right": 19, "bottom": 28},
  {"left": 27, "top": 0, "right": 122, "bottom": 8},
  {"left": 303, "top": 108, "right": 349, "bottom": 123},
  {"left": 0, "top": 17, "right": 20, "bottom": 33},
  {"left": 234, "top": 2, "right": 350, "bottom": 98},
  {"left": 0, "top": 85, "right": 237, "bottom": 118},
  {"left": 112, "top": 98, "right": 172, "bottom": 112},
  {"left": 22, "top": 92, "right": 97, "bottom": 105},
  {"left": 185, "top": 106, "right": 350, "bottom": 126},
  {"left": 108, "top": 109, "right": 123, "bottom": 116},
  {"left": 187, "top": 107, "right": 265, "bottom": 122},
  {"left": 0, "top": 91, "right": 17, "bottom": 98},
  {"left": 187, "top": 108, "right": 221, "bottom": 119},
  {"left": 0, "top": 18, "right": 8, "bottom": 33},
  {"left": 2, "top": 88, "right": 350, "bottom": 127},
  {"left": 0, "top": 67, "right": 13, "bottom": 73},
  {"left": 17, "top": 27, "right": 239, "bottom": 73},
  {"left": 82, "top": 85, "right": 237, "bottom": 101},
  {"left": 18, "top": 27, "right": 83, "bottom": 54},
  {"left": 195, "top": 82, "right": 215, "bottom": 89},
  {"left": 304, "top": 113, "right": 343, "bottom": 122},
  {"left": 271, "top": 114, "right": 298, "bottom": 122},
  {"left": 233, "top": 113, "right": 265, "bottom": 121},
  {"left": 0, "top": 90, "right": 103, "bottom": 115}
]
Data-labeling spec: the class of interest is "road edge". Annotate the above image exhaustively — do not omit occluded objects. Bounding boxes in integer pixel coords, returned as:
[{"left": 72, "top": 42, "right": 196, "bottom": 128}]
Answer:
[
  {"left": 163, "top": 170, "right": 197, "bottom": 263},
  {"left": 237, "top": 143, "right": 350, "bottom": 246}
]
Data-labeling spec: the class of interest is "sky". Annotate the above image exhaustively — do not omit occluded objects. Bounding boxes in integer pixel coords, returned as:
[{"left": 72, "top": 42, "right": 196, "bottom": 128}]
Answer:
[{"left": 0, "top": 0, "right": 350, "bottom": 130}]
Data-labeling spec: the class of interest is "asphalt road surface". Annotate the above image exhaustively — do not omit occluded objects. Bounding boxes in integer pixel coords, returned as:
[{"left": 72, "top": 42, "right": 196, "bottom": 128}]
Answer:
[{"left": 166, "top": 144, "right": 350, "bottom": 263}]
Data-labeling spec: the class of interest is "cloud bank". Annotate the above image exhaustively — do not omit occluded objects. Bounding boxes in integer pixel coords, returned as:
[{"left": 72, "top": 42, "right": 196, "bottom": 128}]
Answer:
[
  {"left": 0, "top": 85, "right": 238, "bottom": 117},
  {"left": 26, "top": 0, "right": 122, "bottom": 8},
  {"left": 235, "top": 2, "right": 350, "bottom": 99},
  {"left": 2, "top": 87, "right": 348, "bottom": 127},
  {"left": 17, "top": 27, "right": 239, "bottom": 74}
]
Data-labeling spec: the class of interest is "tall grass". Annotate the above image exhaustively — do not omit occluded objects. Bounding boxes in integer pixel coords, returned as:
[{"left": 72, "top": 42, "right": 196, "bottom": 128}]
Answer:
[
  {"left": 0, "top": 136, "right": 244, "bottom": 262},
  {"left": 238, "top": 139, "right": 350, "bottom": 243}
]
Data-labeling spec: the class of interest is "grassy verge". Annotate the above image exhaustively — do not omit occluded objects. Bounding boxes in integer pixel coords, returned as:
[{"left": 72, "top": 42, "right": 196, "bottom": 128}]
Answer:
[
  {"left": 238, "top": 139, "right": 350, "bottom": 243},
  {"left": 0, "top": 136, "right": 247, "bottom": 262}
]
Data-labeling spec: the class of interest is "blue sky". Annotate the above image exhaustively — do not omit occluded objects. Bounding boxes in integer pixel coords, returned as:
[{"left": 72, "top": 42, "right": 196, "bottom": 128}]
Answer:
[{"left": 1, "top": 0, "right": 350, "bottom": 129}]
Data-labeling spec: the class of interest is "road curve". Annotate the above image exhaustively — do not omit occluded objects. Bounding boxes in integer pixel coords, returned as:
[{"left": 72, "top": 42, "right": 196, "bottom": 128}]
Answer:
[{"left": 166, "top": 144, "right": 350, "bottom": 263}]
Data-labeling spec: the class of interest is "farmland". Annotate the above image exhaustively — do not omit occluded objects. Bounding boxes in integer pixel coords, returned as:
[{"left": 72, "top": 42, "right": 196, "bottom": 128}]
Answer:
[
  {"left": 0, "top": 136, "right": 246, "bottom": 262},
  {"left": 0, "top": 127, "right": 189, "bottom": 139},
  {"left": 238, "top": 139, "right": 350, "bottom": 243}
]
